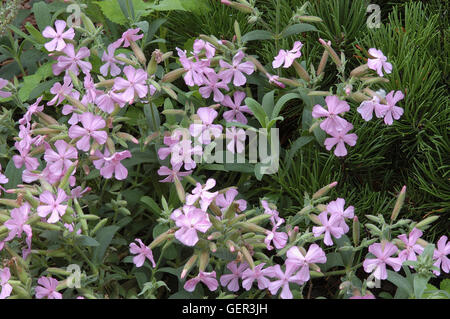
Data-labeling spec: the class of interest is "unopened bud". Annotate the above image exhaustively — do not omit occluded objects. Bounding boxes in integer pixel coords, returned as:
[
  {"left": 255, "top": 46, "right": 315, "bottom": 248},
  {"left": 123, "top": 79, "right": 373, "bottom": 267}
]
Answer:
[
  {"left": 237, "top": 222, "right": 267, "bottom": 234},
  {"left": 292, "top": 61, "right": 311, "bottom": 82},
  {"left": 309, "top": 214, "right": 321, "bottom": 225},
  {"left": 116, "top": 132, "right": 139, "bottom": 144},
  {"left": 312, "top": 182, "right": 338, "bottom": 199},
  {"left": 415, "top": 216, "right": 439, "bottom": 230},
  {"left": 352, "top": 216, "right": 360, "bottom": 246},
  {"left": 240, "top": 246, "right": 255, "bottom": 269},
  {"left": 173, "top": 176, "right": 185, "bottom": 203},
  {"left": 162, "top": 68, "right": 186, "bottom": 83},
  {"left": 318, "top": 38, "right": 342, "bottom": 67},
  {"left": 390, "top": 185, "right": 406, "bottom": 221},
  {"left": 149, "top": 229, "right": 175, "bottom": 249},
  {"left": 350, "top": 64, "right": 369, "bottom": 77},
  {"left": 222, "top": 1, "right": 254, "bottom": 14},
  {"left": 198, "top": 250, "right": 210, "bottom": 272},
  {"left": 181, "top": 254, "right": 198, "bottom": 279}
]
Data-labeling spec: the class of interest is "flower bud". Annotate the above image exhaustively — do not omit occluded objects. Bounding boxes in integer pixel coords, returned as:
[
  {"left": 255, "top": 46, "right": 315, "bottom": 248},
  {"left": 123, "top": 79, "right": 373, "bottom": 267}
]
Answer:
[
  {"left": 240, "top": 246, "right": 255, "bottom": 269},
  {"left": 309, "top": 214, "right": 321, "bottom": 225},
  {"left": 209, "top": 242, "right": 217, "bottom": 253},
  {"left": 181, "top": 254, "right": 198, "bottom": 279},
  {"left": 115, "top": 55, "right": 139, "bottom": 67},
  {"left": 36, "top": 112, "right": 59, "bottom": 125},
  {"left": 352, "top": 216, "right": 360, "bottom": 246},
  {"left": 173, "top": 176, "right": 186, "bottom": 203},
  {"left": 292, "top": 61, "right": 311, "bottom": 82},
  {"left": 308, "top": 90, "right": 333, "bottom": 96},
  {"left": 161, "top": 68, "right": 186, "bottom": 83},
  {"left": 237, "top": 222, "right": 267, "bottom": 234},
  {"left": 234, "top": 20, "right": 242, "bottom": 43},
  {"left": 198, "top": 250, "right": 210, "bottom": 272},
  {"left": 129, "top": 41, "right": 146, "bottom": 65},
  {"left": 390, "top": 185, "right": 406, "bottom": 221},
  {"left": 350, "top": 64, "right": 369, "bottom": 77},
  {"left": 222, "top": 1, "right": 254, "bottom": 14},
  {"left": 415, "top": 216, "right": 439, "bottom": 230},
  {"left": 95, "top": 79, "right": 115, "bottom": 88},
  {"left": 149, "top": 229, "right": 175, "bottom": 249},
  {"left": 116, "top": 132, "right": 139, "bottom": 144},
  {"left": 318, "top": 38, "right": 341, "bottom": 67},
  {"left": 312, "top": 181, "right": 338, "bottom": 199}
]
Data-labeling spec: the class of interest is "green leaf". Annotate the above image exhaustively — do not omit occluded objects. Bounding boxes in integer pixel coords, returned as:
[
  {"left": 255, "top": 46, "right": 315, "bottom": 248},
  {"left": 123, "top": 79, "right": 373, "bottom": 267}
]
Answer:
[
  {"left": 245, "top": 97, "right": 267, "bottom": 127},
  {"left": 242, "top": 30, "right": 273, "bottom": 43},
  {"left": 321, "top": 252, "right": 344, "bottom": 272},
  {"left": 32, "top": 2, "right": 51, "bottom": 31},
  {"left": 75, "top": 235, "right": 100, "bottom": 247},
  {"left": 3, "top": 159, "right": 24, "bottom": 199},
  {"left": 286, "top": 136, "right": 314, "bottom": 168},
  {"left": 281, "top": 23, "right": 317, "bottom": 38},
  {"left": 94, "top": 0, "right": 127, "bottom": 25},
  {"left": 272, "top": 93, "right": 300, "bottom": 119},
  {"left": 152, "top": 224, "right": 169, "bottom": 238},
  {"left": 151, "top": 0, "right": 186, "bottom": 11},
  {"left": 93, "top": 226, "right": 120, "bottom": 264},
  {"left": 261, "top": 90, "right": 275, "bottom": 116},
  {"left": 147, "top": 18, "right": 167, "bottom": 43},
  {"left": 141, "top": 196, "right": 162, "bottom": 216},
  {"left": 413, "top": 275, "right": 429, "bottom": 298},
  {"left": 387, "top": 270, "right": 414, "bottom": 297},
  {"left": 440, "top": 279, "right": 450, "bottom": 293}
]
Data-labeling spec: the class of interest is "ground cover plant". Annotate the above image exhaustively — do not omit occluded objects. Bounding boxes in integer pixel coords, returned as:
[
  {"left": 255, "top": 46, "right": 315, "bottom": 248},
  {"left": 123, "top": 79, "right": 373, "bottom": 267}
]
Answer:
[{"left": 0, "top": 0, "right": 448, "bottom": 299}]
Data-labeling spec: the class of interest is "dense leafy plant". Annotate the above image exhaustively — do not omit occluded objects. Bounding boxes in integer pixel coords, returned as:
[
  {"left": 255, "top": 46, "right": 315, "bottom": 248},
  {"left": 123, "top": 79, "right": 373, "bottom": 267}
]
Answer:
[{"left": 0, "top": 0, "right": 447, "bottom": 300}]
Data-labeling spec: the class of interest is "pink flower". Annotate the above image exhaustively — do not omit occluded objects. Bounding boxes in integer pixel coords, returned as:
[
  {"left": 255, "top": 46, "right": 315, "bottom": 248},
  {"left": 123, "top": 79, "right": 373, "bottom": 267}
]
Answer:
[
  {"left": 261, "top": 200, "right": 283, "bottom": 227},
  {"left": 47, "top": 77, "right": 73, "bottom": 106},
  {"left": 129, "top": 238, "right": 156, "bottom": 268},
  {"left": 241, "top": 263, "right": 273, "bottom": 290},
  {"left": 184, "top": 271, "right": 218, "bottom": 292},
  {"left": 96, "top": 90, "right": 127, "bottom": 114},
  {"left": 264, "top": 219, "right": 288, "bottom": 250},
  {"left": 357, "top": 96, "right": 385, "bottom": 122},
  {"left": 326, "top": 198, "right": 354, "bottom": 233},
  {"left": 199, "top": 71, "right": 229, "bottom": 102},
  {"left": 350, "top": 293, "right": 375, "bottom": 299},
  {"left": 53, "top": 44, "right": 92, "bottom": 76},
  {"left": 83, "top": 73, "right": 103, "bottom": 103},
  {"left": 12, "top": 143, "right": 39, "bottom": 171},
  {"left": 177, "top": 48, "right": 213, "bottom": 87},
  {"left": 0, "top": 268, "right": 12, "bottom": 299},
  {"left": 193, "top": 39, "right": 216, "bottom": 59},
  {"left": 397, "top": 228, "right": 424, "bottom": 263},
  {"left": 222, "top": 91, "right": 252, "bottom": 124},
  {"left": 42, "top": 20, "right": 75, "bottom": 52},
  {"left": 324, "top": 123, "right": 358, "bottom": 157},
  {"left": 0, "top": 164, "right": 8, "bottom": 195},
  {"left": 35, "top": 277, "right": 62, "bottom": 299},
  {"left": 266, "top": 263, "right": 304, "bottom": 299},
  {"left": 286, "top": 244, "right": 326, "bottom": 282},
  {"left": 186, "top": 178, "right": 218, "bottom": 212},
  {"left": 312, "top": 95, "right": 350, "bottom": 134},
  {"left": 19, "top": 96, "right": 43, "bottom": 125},
  {"left": 37, "top": 188, "right": 68, "bottom": 224},
  {"left": 0, "top": 78, "right": 12, "bottom": 98},
  {"left": 4, "top": 203, "right": 33, "bottom": 258},
  {"left": 220, "top": 261, "right": 248, "bottom": 292},
  {"left": 44, "top": 140, "right": 78, "bottom": 177},
  {"left": 226, "top": 127, "right": 246, "bottom": 154},
  {"left": 189, "top": 107, "right": 223, "bottom": 145},
  {"left": 272, "top": 41, "right": 303, "bottom": 69},
  {"left": 68, "top": 112, "right": 107, "bottom": 151},
  {"left": 100, "top": 43, "right": 126, "bottom": 77},
  {"left": 266, "top": 74, "right": 285, "bottom": 88},
  {"left": 157, "top": 163, "right": 192, "bottom": 183},
  {"left": 218, "top": 50, "right": 254, "bottom": 86},
  {"left": 118, "top": 28, "right": 143, "bottom": 47},
  {"left": 367, "top": 48, "right": 392, "bottom": 77},
  {"left": 113, "top": 65, "right": 148, "bottom": 103},
  {"left": 215, "top": 188, "right": 247, "bottom": 213},
  {"left": 93, "top": 149, "right": 131, "bottom": 180},
  {"left": 433, "top": 236, "right": 450, "bottom": 276},
  {"left": 378, "top": 90, "right": 404, "bottom": 125},
  {"left": 312, "top": 211, "right": 345, "bottom": 246},
  {"left": 171, "top": 205, "right": 212, "bottom": 246},
  {"left": 160, "top": 131, "right": 202, "bottom": 171},
  {"left": 363, "top": 242, "right": 403, "bottom": 280}
]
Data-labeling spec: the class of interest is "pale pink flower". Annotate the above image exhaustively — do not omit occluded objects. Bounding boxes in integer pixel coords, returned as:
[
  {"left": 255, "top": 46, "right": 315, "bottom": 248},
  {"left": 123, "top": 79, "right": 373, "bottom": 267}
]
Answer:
[
  {"left": 68, "top": 112, "right": 107, "bottom": 152},
  {"left": 37, "top": 188, "right": 68, "bottom": 224},
  {"left": 93, "top": 149, "right": 131, "bottom": 180},
  {"left": 184, "top": 271, "right": 218, "bottom": 292},
  {"left": 189, "top": 107, "right": 223, "bottom": 145},
  {"left": 266, "top": 74, "right": 286, "bottom": 88},
  {"left": 220, "top": 261, "right": 248, "bottom": 292},
  {"left": 171, "top": 205, "right": 212, "bottom": 246},
  {"left": 100, "top": 43, "right": 126, "bottom": 77},
  {"left": 378, "top": 90, "right": 404, "bottom": 125},
  {"left": 266, "top": 263, "right": 305, "bottom": 299},
  {"left": 96, "top": 90, "right": 127, "bottom": 114},
  {"left": 226, "top": 127, "right": 246, "bottom": 154},
  {"left": 47, "top": 77, "right": 73, "bottom": 106},
  {"left": 264, "top": 219, "right": 288, "bottom": 250},
  {"left": 215, "top": 188, "right": 247, "bottom": 213},
  {"left": 118, "top": 28, "right": 143, "bottom": 47},
  {"left": 397, "top": 228, "right": 424, "bottom": 263},
  {"left": 160, "top": 132, "right": 202, "bottom": 171},
  {"left": 186, "top": 178, "right": 218, "bottom": 212},
  {"left": 218, "top": 50, "right": 254, "bottom": 86},
  {"left": 19, "top": 96, "right": 43, "bottom": 125},
  {"left": 0, "top": 268, "right": 12, "bottom": 299},
  {"left": 83, "top": 73, "right": 103, "bottom": 103},
  {"left": 4, "top": 203, "right": 33, "bottom": 258},
  {"left": 312, "top": 211, "right": 345, "bottom": 246},
  {"left": 433, "top": 236, "right": 450, "bottom": 276},
  {"left": 363, "top": 242, "right": 403, "bottom": 280},
  {"left": 324, "top": 123, "right": 358, "bottom": 157},
  {"left": 367, "top": 48, "right": 392, "bottom": 77},
  {"left": 261, "top": 200, "right": 283, "bottom": 227},
  {"left": 272, "top": 41, "right": 303, "bottom": 69},
  {"left": 35, "top": 277, "right": 62, "bottom": 299},
  {"left": 198, "top": 71, "right": 229, "bottom": 102},
  {"left": 0, "top": 78, "right": 12, "bottom": 98},
  {"left": 326, "top": 198, "right": 354, "bottom": 233},
  {"left": 222, "top": 91, "right": 252, "bottom": 124},
  {"left": 312, "top": 95, "right": 350, "bottom": 134},
  {"left": 53, "top": 44, "right": 91, "bottom": 76},
  {"left": 113, "top": 65, "right": 148, "bottom": 103},
  {"left": 12, "top": 143, "right": 39, "bottom": 171},
  {"left": 357, "top": 96, "right": 385, "bottom": 122},
  {"left": 42, "top": 20, "right": 75, "bottom": 52},
  {"left": 177, "top": 48, "right": 213, "bottom": 87},
  {"left": 241, "top": 263, "right": 273, "bottom": 290},
  {"left": 0, "top": 164, "right": 8, "bottom": 195},
  {"left": 129, "top": 238, "right": 156, "bottom": 268},
  {"left": 286, "top": 244, "right": 326, "bottom": 282},
  {"left": 44, "top": 140, "right": 78, "bottom": 177},
  {"left": 157, "top": 163, "right": 192, "bottom": 183},
  {"left": 193, "top": 39, "right": 216, "bottom": 59}
]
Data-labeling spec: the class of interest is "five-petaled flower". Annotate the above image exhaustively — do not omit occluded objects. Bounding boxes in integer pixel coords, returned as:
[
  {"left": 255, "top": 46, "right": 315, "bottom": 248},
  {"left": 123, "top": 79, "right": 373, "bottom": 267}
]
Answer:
[{"left": 129, "top": 238, "right": 156, "bottom": 268}]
